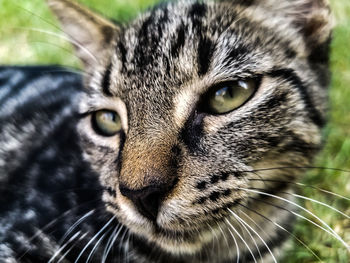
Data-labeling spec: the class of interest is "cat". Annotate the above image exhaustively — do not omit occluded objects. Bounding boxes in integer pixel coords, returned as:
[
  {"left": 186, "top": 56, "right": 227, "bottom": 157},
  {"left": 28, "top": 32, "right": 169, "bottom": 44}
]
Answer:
[{"left": 0, "top": 0, "right": 339, "bottom": 262}]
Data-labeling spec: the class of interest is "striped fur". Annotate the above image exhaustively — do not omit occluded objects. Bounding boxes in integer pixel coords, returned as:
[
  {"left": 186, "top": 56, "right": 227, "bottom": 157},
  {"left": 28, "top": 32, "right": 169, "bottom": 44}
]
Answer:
[{"left": 0, "top": 0, "right": 332, "bottom": 262}]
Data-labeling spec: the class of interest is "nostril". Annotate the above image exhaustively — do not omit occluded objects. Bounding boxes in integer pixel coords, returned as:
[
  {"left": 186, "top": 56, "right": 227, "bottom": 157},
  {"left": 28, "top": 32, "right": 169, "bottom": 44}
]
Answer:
[
  {"left": 137, "top": 190, "right": 163, "bottom": 221},
  {"left": 119, "top": 185, "right": 165, "bottom": 222}
]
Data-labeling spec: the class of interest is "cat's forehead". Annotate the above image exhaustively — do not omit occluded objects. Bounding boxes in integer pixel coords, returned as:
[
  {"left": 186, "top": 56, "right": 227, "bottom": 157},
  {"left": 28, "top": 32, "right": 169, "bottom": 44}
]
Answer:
[{"left": 110, "top": 0, "right": 296, "bottom": 98}]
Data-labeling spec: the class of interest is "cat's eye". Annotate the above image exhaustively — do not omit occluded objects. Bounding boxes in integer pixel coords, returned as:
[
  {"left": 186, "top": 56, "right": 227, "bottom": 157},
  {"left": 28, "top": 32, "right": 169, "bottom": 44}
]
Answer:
[
  {"left": 200, "top": 79, "right": 257, "bottom": 114},
  {"left": 92, "top": 110, "right": 122, "bottom": 136}
]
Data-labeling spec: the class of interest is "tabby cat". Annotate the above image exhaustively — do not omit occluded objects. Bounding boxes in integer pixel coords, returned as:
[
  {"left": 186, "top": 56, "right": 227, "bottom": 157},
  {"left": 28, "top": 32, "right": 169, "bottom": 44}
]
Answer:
[{"left": 0, "top": 0, "right": 338, "bottom": 262}]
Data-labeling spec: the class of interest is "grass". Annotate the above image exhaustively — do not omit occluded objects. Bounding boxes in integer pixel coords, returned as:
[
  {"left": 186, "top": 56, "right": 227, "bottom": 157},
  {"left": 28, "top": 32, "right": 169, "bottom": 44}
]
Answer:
[{"left": 0, "top": 0, "right": 349, "bottom": 262}]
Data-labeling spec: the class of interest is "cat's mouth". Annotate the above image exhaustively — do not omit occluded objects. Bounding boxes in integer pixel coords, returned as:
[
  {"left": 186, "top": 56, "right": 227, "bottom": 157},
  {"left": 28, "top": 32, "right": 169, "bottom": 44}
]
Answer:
[
  {"left": 106, "top": 197, "right": 240, "bottom": 255},
  {"left": 107, "top": 206, "right": 213, "bottom": 254}
]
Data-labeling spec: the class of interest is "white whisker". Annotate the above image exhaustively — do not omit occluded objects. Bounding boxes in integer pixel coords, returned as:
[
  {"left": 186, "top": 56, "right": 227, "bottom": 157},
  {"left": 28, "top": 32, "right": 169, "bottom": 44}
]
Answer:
[
  {"left": 249, "top": 179, "right": 350, "bottom": 202},
  {"left": 225, "top": 218, "right": 257, "bottom": 263},
  {"left": 102, "top": 224, "right": 124, "bottom": 263},
  {"left": 229, "top": 209, "right": 278, "bottom": 263},
  {"left": 59, "top": 210, "right": 95, "bottom": 245},
  {"left": 226, "top": 224, "right": 240, "bottom": 263},
  {"left": 239, "top": 204, "right": 323, "bottom": 262},
  {"left": 123, "top": 231, "right": 132, "bottom": 263},
  {"left": 217, "top": 221, "right": 230, "bottom": 251},
  {"left": 48, "top": 231, "right": 81, "bottom": 263},
  {"left": 288, "top": 192, "right": 350, "bottom": 219},
  {"left": 206, "top": 223, "right": 219, "bottom": 260},
  {"left": 86, "top": 228, "right": 112, "bottom": 263},
  {"left": 56, "top": 233, "right": 89, "bottom": 263},
  {"left": 118, "top": 227, "right": 129, "bottom": 263},
  {"left": 74, "top": 216, "right": 115, "bottom": 263},
  {"left": 239, "top": 210, "right": 281, "bottom": 259},
  {"left": 240, "top": 187, "right": 350, "bottom": 251},
  {"left": 230, "top": 211, "right": 264, "bottom": 263},
  {"left": 14, "top": 27, "right": 98, "bottom": 64}
]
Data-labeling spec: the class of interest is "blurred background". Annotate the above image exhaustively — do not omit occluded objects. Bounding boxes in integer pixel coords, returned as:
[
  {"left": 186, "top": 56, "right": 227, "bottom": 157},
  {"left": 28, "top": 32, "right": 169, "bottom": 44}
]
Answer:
[{"left": 0, "top": 0, "right": 349, "bottom": 262}]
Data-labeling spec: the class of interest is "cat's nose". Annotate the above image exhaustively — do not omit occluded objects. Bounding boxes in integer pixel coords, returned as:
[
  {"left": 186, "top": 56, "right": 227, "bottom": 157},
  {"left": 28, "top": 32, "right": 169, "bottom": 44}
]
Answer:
[{"left": 119, "top": 183, "right": 171, "bottom": 222}]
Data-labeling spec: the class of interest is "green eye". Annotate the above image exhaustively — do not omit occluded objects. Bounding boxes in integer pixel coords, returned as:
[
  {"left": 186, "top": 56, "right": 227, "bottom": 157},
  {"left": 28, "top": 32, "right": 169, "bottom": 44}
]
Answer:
[
  {"left": 203, "top": 79, "right": 257, "bottom": 114},
  {"left": 92, "top": 110, "right": 122, "bottom": 136}
]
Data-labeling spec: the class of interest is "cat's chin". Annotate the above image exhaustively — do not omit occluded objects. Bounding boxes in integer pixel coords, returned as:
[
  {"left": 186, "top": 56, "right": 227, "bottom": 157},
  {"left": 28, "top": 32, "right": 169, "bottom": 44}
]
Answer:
[
  {"left": 133, "top": 224, "right": 214, "bottom": 255},
  {"left": 107, "top": 204, "right": 215, "bottom": 255}
]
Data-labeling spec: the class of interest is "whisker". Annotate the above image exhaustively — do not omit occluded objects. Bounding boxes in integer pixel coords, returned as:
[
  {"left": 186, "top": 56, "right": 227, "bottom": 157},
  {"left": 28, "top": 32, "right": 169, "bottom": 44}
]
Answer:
[
  {"left": 248, "top": 178, "right": 350, "bottom": 202},
  {"left": 16, "top": 199, "right": 101, "bottom": 260},
  {"left": 14, "top": 4, "right": 66, "bottom": 34},
  {"left": 231, "top": 212, "right": 264, "bottom": 262},
  {"left": 251, "top": 195, "right": 343, "bottom": 247},
  {"left": 86, "top": 228, "right": 112, "bottom": 263},
  {"left": 225, "top": 218, "right": 258, "bottom": 263},
  {"left": 239, "top": 210, "right": 280, "bottom": 258},
  {"left": 227, "top": 225, "right": 240, "bottom": 263},
  {"left": 238, "top": 203, "right": 323, "bottom": 262},
  {"left": 251, "top": 187, "right": 350, "bottom": 219},
  {"left": 48, "top": 231, "right": 81, "bottom": 263},
  {"left": 229, "top": 208, "right": 277, "bottom": 263},
  {"left": 118, "top": 227, "right": 129, "bottom": 263},
  {"left": 206, "top": 223, "right": 220, "bottom": 261},
  {"left": 58, "top": 209, "right": 95, "bottom": 245},
  {"left": 123, "top": 231, "right": 132, "bottom": 263},
  {"left": 74, "top": 216, "right": 116, "bottom": 263},
  {"left": 14, "top": 27, "right": 98, "bottom": 64},
  {"left": 246, "top": 166, "right": 350, "bottom": 174},
  {"left": 240, "top": 187, "right": 350, "bottom": 251},
  {"left": 102, "top": 224, "right": 124, "bottom": 263},
  {"left": 27, "top": 40, "right": 86, "bottom": 66},
  {"left": 56, "top": 232, "right": 89, "bottom": 263},
  {"left": 13, "top": 4, "right": 101, "bottom": 76},
  {"left": 216, "top": 221, "right": 232, "bottom": 262}
]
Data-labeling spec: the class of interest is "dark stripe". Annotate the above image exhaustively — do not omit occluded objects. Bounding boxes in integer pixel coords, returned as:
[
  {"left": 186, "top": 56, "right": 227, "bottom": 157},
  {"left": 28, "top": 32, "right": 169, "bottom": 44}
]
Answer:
[
  {"left": 196, "top": 181, "right": 207, "bottom": 190},
  {"left": 209, "top": 191, "right": 221, "bottom": 201},
  {"left": 308, "top": 36, "right": 332, "bottom": 88},
  {"left": 284, "top": 46, "right": 297, "bottom": 59},
  {"left": 223, "top": 45, "right": 249, "bottom": 66},
  {"left": 198, "top": 36, "right": 215, "bottom": 76},
  {"left": 188, "top": 3, "right": 213, "bottom": 76},
  {"left": 0, "top": 73, "right": 34, "bottom": 107},
  {"left": 171, "top": 23, "right": 186, "bottom": 57},
  {"left": 117, "top": 41, "right": 127, "bottom": 73},
  {"left": 267, "top": 68, "right": 325, "bottom": 127},
  {"left": 158, "top": 7, "right": 169, "bottom": 39},
  {"left": 179, "top": 111, "right": 206, "bottom": 154},
  {"left": 188, "top": 2, "right": 207, "bottom": 18},
  {"left": 104, "top": 187, "right": 117, "bottom": 198},
  {"left": 134, "top": 15, "right": 156, "bottom": 69},
  {"left": 234, "top": 0, "right": 256, "bottom": 6},
  {"left": 210, "top": 174, "right": 220, "bottom": 184},
  {"left": 257, "top": 91, "right": 289, "bottom": 111},
  {"left": 102, "top": 62, "right": 113, "bottom": 96},
  {"left": 106, "top": 201, "right": 119, "bottom": 210}
]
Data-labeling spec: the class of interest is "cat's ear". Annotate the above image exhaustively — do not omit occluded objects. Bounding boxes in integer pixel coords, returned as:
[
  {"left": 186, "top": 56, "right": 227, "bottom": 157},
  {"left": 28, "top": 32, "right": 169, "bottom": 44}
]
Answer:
[
  {"left": 268, "top": 0, "right": 333, "bottom": 46},
  {"left": 47, "top": 0, "right": 120, "bottom": 70}
]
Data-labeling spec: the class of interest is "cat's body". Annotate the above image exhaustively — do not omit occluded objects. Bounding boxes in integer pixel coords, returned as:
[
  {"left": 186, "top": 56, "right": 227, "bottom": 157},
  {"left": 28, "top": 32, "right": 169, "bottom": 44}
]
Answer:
[
  {"left": 0, "top": 0, "right": 334, "bottom": 262},
  {"left": 0, "top": 66, "right": 104, "bottom": 262}
]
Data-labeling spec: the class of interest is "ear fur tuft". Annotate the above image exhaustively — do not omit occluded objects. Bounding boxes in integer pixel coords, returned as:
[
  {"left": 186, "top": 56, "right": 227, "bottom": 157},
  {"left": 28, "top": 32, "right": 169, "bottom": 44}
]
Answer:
[{"left": 47, "top": 0, "right": 120, "bottom": 70}]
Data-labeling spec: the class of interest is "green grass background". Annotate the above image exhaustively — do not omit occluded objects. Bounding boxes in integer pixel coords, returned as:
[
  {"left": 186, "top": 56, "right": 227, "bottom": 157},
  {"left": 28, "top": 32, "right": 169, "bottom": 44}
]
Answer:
[{"left": 0, "top": 0, "right": 349, "bottom": 262}]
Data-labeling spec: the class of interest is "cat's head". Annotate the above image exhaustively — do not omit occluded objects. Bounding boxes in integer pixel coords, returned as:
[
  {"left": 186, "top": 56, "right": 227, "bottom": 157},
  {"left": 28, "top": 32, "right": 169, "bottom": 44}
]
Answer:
[{"left": 49, "top": 0, "right": 332, "bottom": 256}]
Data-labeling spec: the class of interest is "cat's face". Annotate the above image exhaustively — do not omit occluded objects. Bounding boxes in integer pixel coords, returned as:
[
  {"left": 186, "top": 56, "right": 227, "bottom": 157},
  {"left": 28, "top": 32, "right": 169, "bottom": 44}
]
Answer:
[{"left": 49, "top": 0, "right": 331, "bottom": 257}]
